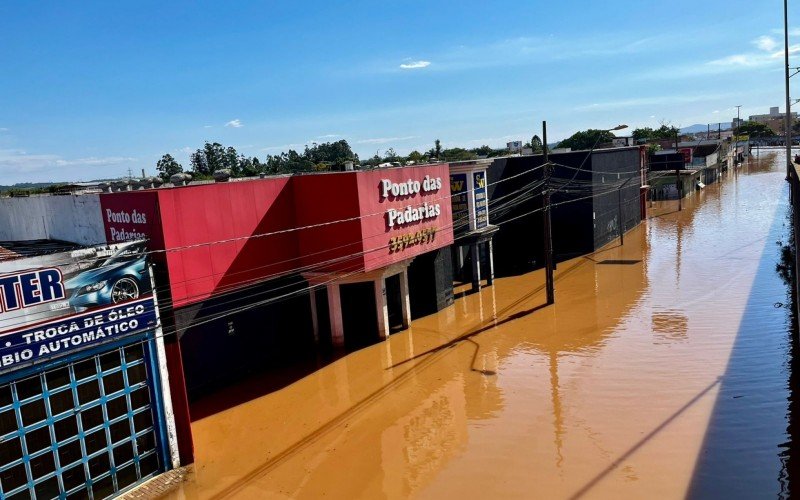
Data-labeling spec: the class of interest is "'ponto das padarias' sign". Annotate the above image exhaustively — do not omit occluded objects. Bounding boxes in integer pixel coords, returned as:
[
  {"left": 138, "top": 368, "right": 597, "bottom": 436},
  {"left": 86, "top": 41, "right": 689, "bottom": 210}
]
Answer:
[{"left": 0, "top": 240, "right": 157, "bottom": 373}]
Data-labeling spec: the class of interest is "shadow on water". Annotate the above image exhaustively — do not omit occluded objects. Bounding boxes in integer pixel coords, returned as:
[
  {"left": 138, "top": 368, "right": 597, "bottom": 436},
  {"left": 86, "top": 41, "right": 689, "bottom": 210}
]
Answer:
[
  {"left": 189, "top": 350, "right": 340, "bottom": 421},
  {"left": 778, "top": 204, "right": 800, "bottom": 495},
  {"left": 686, "top": 181, "right": 796, "bottom": 498}
]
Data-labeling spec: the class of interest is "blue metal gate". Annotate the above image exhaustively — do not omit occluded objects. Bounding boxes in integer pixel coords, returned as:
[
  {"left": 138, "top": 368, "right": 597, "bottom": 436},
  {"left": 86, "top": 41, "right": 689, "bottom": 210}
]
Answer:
[{"left": 0, "top": 334, "right": 168, "bottom": 499}]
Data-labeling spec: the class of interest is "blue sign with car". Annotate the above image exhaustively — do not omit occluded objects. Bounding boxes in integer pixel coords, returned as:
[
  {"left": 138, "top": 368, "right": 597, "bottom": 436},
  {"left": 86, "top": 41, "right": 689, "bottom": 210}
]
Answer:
[
  {"left": 0, "top": 240, "right": 156, "bottom": 372},
  {"left": 65, "top": 241, "right": 151, "bottom": 311}
]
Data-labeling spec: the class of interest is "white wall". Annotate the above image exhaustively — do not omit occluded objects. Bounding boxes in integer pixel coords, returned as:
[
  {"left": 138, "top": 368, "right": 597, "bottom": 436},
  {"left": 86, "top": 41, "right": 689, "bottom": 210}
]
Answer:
[{"left": 0, "top": 195, "right": 106, "bottom": 245}]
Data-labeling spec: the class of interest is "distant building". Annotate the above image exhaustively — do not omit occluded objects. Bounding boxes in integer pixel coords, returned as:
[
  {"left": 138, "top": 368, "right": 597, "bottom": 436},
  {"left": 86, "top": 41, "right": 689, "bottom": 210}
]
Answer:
[
  {"left": 506, "top": 141, "right": 523, "bottom": 153},
  {"left": 613, "top": 137, "right": 635, "bottom": 147},
  {"left": 747, "top": 106, "right": 798, "bottom": 134}
]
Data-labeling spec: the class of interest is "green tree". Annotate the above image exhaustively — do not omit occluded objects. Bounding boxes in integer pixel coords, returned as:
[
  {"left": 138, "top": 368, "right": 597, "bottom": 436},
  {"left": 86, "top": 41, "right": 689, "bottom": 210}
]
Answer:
[
  {"left": 530, "top": 135, "right": 543, "bottom": 153},
  {"left": 631, "top": 127, "right": 654, "bottom": 141},
  {"left": 383, "top": 148, "right": 401, "bottom": 163},
  {"left": 406, "top": 150, "right": 425, "bottom": 164},
  {"left": 557, "top": 129, "right": 616, "bottom": 151},
  {"left": 441, "top": 148, "right": 477, "bottom": 161},
  {"left": 362, "top": 154, "right": 383, "bottom": 167},
  {"left": 434, "top": 139, "right": 442, "bottom": 160},
  {"left": 239, "top": 156, "right": 264, "bottom": 177},
  {"left": 737, "top": 120, "right": 776, "bottom": 138},
  {"left": 304, "top": 140, "right": 358, "bottom": 168},
  {"left": 632, "top": 123, "right": 680, "bottom": 141},
  {"left": 156, "top": 154, "right": 183, "bottom": 181},
  {"left": 281, "top": 149, "right": 314, "bottom": 172},
  {"left": 190, "top": 142, "right": 239, "bottom": 176},
  {"left": 472, "top": 145, "right": 493, "bottom": 157}
]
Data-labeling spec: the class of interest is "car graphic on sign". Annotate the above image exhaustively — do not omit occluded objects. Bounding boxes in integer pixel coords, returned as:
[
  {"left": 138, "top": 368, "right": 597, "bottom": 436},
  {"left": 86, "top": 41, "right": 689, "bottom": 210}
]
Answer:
[{"left": 65, "top": 241, "right": 151, "bottom": 312}]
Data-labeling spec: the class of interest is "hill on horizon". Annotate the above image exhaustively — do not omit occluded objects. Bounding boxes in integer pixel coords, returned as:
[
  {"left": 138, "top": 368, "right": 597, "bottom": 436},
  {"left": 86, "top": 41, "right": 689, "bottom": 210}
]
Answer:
[{"left": 680, "top": 123, "right": 733, "bottom": 134}]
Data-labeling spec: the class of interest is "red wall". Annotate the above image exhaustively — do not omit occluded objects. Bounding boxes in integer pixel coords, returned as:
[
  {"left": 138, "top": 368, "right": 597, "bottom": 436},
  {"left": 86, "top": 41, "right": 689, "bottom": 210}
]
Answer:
[
  {"left": 292, "top": 173, "right": 364, "bottom": 274},
  {"left": 156, "top": 179, "right": 297, "bottom": 307}
]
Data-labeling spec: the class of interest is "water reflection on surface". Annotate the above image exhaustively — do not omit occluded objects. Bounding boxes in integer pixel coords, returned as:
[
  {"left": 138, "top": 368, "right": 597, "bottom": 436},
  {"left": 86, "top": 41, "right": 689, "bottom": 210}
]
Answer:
[{"left": 161, "top": 151, "right": 796, "bottom": 499}]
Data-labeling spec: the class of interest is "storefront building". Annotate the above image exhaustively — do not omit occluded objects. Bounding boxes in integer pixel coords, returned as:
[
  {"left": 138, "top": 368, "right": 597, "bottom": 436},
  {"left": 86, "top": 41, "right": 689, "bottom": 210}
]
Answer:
[
  {"left": 97, "top": 163, "right": 455, "bottom": 463},
  {"left": 0, "top": 242, "right": 177, "bottom": 498},
  {"left": 449, "top": 160, "right": 498, "bottom": 292}
]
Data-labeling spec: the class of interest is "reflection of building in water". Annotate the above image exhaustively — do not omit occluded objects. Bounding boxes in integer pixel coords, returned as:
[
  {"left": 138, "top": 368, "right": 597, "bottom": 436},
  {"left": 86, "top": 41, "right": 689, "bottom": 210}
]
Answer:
[
  {"left": 381, "top": 377, "right": 468, "bottom": 497},
  {"left": 651, "top": 311, "right": 689, "bottom": 341}
]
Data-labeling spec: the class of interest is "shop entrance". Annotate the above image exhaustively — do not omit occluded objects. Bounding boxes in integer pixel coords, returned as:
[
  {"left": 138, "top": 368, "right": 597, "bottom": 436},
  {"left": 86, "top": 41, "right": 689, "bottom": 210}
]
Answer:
[
  {"left": 0, "top": 336, "right": 167, "bottom": 499},
  {"left": 385, "top": 274, "right": 404, "bottom": 333},
  {"left": 341, "top": 283, "right": 379, "bottom": 350}
]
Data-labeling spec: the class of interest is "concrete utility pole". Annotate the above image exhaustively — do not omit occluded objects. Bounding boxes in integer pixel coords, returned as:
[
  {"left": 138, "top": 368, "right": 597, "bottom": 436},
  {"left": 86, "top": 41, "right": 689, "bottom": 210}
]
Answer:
[
  {"left": 675, "top": 130, "right": 682, "bottom": 211},
  {"left": 785, "top": 0, "right": 793, "bottom": 180},
  {"left": 735, "top": 105, "right": 741, "bottom": 143},
  {"left": 542, "top": 121, "right": 554, "bottom": 305}
]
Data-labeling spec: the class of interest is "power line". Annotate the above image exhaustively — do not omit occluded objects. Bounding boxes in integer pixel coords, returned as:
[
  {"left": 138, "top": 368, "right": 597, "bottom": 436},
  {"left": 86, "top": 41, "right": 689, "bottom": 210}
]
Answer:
[{"left": 0, "top": 178, "right": 549, "bottom": 329}]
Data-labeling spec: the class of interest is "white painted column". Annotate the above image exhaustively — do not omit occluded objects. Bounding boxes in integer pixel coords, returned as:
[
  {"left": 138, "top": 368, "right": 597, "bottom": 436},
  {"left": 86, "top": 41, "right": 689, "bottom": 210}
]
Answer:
[
  {"left": 375, "top": 277, "right": 390, "bottom": 340},
  {"left": 486, "top": 239, "right": 495, "bottom": 286},
  {"left": 327, "top": 283, "right": 345, "bottom": 347},
  {"left": 398, "top": 270, "right": 412, "bottom": 329},
  {"left": 470, "top": 243, "right": 481, "bottom": 291},
  {"left": 148, "top": 266, "right": 180, "bottom": 469},
  {"left": 309, "top": 288, "right": 319, "bottom": 343}
]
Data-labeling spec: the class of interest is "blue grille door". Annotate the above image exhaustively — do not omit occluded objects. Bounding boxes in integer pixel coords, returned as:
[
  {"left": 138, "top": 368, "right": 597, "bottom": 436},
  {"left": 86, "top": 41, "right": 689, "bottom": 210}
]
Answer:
[{"left": 0, "top": 339, "right": 164, "bottom": 499}]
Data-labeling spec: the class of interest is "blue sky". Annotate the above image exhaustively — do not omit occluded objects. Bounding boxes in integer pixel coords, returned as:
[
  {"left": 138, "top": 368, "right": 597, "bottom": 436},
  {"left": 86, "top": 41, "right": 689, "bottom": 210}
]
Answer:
[{"left": 0, "top": 1, "right": 797, "bottom": 183}]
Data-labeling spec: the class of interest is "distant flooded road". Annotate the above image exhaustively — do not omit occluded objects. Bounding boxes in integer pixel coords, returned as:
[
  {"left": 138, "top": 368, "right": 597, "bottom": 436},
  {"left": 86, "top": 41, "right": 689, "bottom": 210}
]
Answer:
[{"left": 161, "top": 151, "right": 797, "bottom": 499}]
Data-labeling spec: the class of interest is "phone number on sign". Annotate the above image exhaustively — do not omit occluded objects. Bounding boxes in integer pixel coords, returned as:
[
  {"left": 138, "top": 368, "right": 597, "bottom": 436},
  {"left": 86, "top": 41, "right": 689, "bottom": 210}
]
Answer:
[{"left": 389, "top": 227, "right": 437, "bottom": 253}]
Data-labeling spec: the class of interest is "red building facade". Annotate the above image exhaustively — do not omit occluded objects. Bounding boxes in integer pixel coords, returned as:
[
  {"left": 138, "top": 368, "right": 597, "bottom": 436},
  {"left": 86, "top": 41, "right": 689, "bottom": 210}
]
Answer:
[{"left": 97, "top": 164, "right": 454, "bottom": 463}]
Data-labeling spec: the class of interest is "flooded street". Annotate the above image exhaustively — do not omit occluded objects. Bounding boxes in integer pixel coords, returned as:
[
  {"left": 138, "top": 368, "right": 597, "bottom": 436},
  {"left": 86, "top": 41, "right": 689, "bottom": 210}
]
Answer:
[{"left": 163, "top": 151, "right": 795, "bottom": 499}]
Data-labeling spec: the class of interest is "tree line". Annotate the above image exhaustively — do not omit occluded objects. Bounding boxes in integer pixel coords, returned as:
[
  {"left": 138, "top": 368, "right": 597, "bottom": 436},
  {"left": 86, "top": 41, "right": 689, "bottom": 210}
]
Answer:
[
  {"left": 155, "top": 139, "right": 536, "bottom": 181},
  {"left": 555, "top": 121, "right": 782, "bottom": 151},
  {"left": 156, "top": 121, "right": 777, "bottom": 182}
]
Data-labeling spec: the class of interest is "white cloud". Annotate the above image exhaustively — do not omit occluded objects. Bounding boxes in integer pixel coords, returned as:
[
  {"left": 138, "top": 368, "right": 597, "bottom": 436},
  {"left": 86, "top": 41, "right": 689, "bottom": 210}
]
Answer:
[
  {"left": 225, "top": 119, "right": 243, "bottom": 128},
  {"left": 708, "top": 54, "right": 765, "bottom": 67},
  {"left": 203, "top": 125, "right": 213, "bottom": 129},
  {"left": 772, "top": 27, "right": 800, "bottom": 37},
  {"left": 356, "top": 136, "right": 417, "bottom": 144},
  {"left": 575, "top": 93, "right": 732, "bottom": 112},
  {"left": 0, "top": 149, "right": 137, "bottom": 181},
  {"left": 754, "top": 35, "right": 778, "bottom": 52},
  {"left": 713, "top": 110, "right": 720, "bottom": 114},
  {"left": 638, "top": 29, "right": 800, "bottom": 80},
  {"left": 0, "top": 128, "right": 8, "bottom": 132},
  {"left": 317, "top": 134, "right": 340, "bottom": 139},
  {"left": 260, "top": 143, "right": 304, "bottom": 152},
  {"left": 399, "top": 60, "right": 431, "bottom": 70},
  {"left": 354, "top": 33, "right": 677, "bottom": 76}
]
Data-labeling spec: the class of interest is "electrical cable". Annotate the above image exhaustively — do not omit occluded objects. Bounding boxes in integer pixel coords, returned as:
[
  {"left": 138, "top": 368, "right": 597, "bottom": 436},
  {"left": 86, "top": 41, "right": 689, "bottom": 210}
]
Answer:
[
  {"left": 0, "top": 177, "right": 549, "bottom": 329},
  {"left": 0, "top": 166, "right": 661, "bottom": 387}
]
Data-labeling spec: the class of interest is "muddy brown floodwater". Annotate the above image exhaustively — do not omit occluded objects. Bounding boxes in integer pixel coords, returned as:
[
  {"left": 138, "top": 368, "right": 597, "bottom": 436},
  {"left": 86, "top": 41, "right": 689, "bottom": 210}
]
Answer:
[{"left": 159, "top": 151, "right": 797, "bottom": 499}]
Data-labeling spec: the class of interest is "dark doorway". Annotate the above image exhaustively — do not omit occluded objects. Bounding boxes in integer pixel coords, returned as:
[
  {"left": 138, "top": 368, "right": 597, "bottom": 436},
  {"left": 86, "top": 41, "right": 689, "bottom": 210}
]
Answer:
[
  {"left": 314, "top": 287, "right": 331, "bottom": 346},
  {"left": 341, "top": 282, "right": 379, "bottom": 350},
  {"left": 385, "top": 274, "right": 404, "bottom": 332}
]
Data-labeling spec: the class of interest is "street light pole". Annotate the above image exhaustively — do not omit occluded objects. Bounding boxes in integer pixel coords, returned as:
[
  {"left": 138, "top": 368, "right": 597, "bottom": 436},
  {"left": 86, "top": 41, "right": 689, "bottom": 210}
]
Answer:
[
  {"left": 675, "top": 129, "right": 682, "bottom": 211},
  {"left": 786, "top": 0, "right": 793, "bottom": 180},
  {"left": 539, "top": 122, "right": 627, "bottom": 306},
  {"left": 542, "top": 120, "right": 554, "bottom": 305}
]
